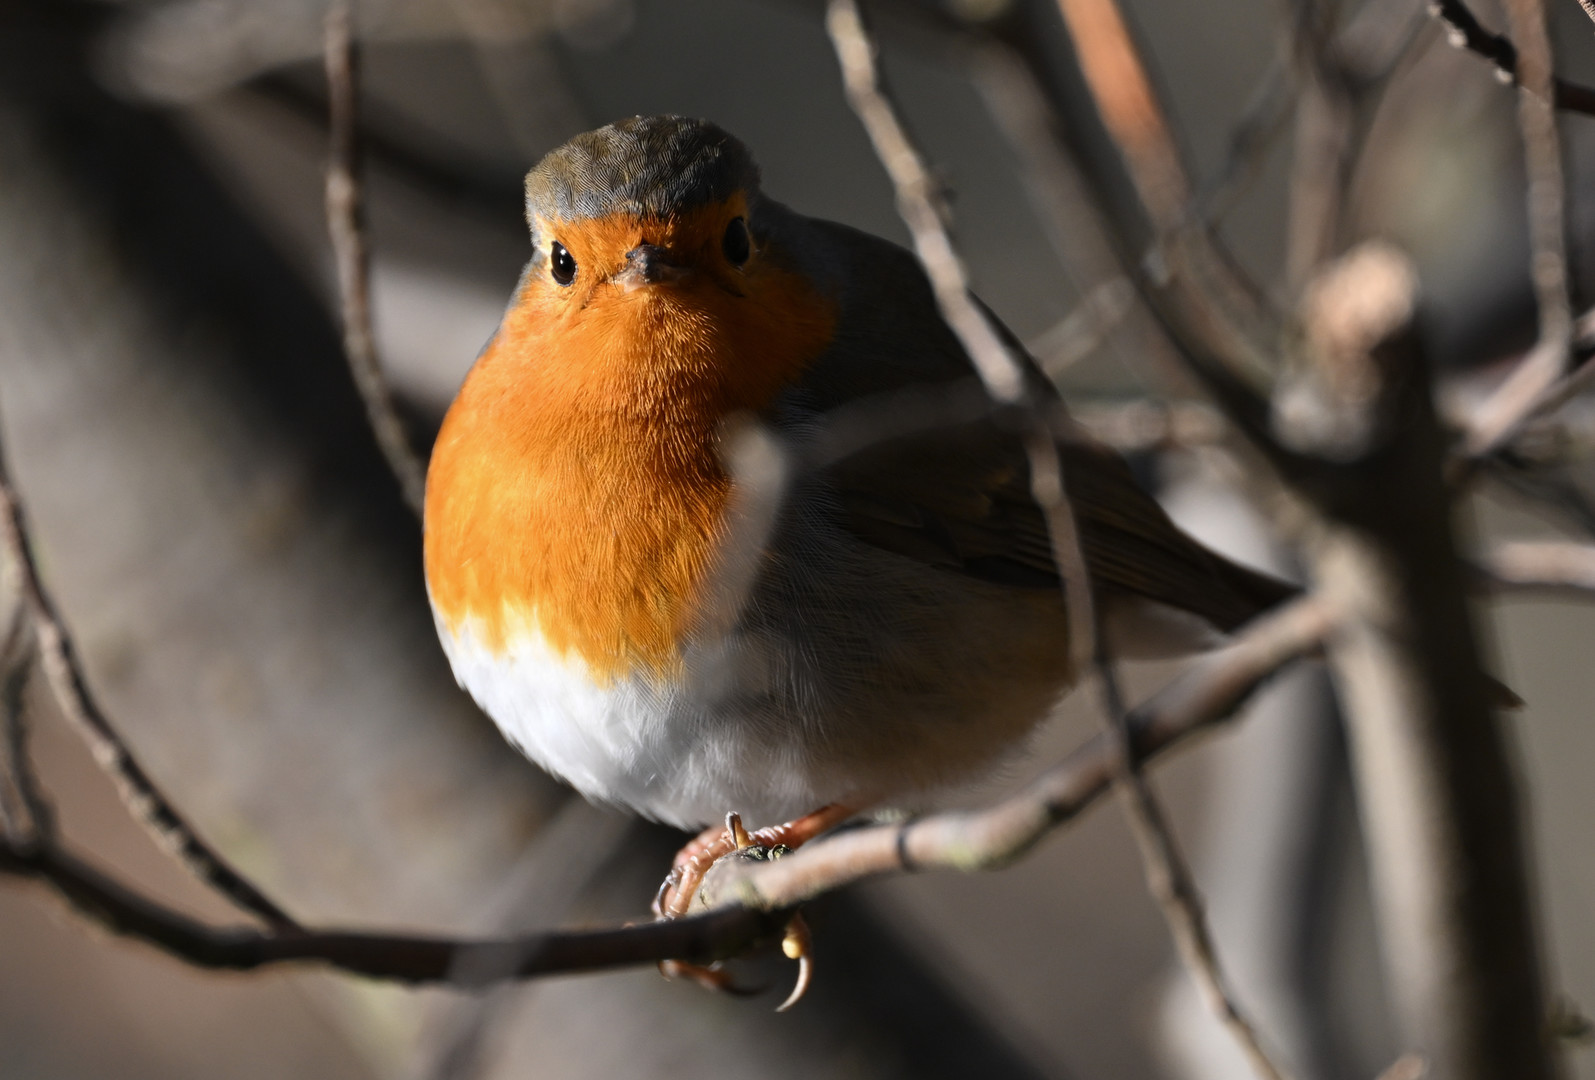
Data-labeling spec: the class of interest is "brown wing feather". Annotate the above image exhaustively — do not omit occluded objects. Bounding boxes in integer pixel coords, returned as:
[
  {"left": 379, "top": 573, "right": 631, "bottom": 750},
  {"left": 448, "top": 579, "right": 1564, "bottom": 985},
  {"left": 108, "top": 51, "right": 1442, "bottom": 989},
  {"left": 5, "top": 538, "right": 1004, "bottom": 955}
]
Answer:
[
  {"left": 774, "top": 211, "right": 1293, "bottom": 631},
  {"left": 825, "top": 414, "right": 1294, "bottom": 632}
]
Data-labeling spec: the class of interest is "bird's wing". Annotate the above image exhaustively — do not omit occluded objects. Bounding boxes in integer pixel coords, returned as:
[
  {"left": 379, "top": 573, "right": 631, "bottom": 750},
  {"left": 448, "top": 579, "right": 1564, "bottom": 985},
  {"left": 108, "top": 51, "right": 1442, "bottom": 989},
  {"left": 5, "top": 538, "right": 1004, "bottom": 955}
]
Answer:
[{"left": 776, "top": 212, "right": 1293, "bottom": 632}]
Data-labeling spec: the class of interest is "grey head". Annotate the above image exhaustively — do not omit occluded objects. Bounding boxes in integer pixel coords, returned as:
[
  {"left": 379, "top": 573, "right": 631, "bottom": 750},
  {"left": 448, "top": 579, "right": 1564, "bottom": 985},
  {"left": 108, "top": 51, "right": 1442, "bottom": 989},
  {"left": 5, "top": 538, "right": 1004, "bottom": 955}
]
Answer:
[{"left": 523, "top": 116, "right": 762, "bottom": 236}]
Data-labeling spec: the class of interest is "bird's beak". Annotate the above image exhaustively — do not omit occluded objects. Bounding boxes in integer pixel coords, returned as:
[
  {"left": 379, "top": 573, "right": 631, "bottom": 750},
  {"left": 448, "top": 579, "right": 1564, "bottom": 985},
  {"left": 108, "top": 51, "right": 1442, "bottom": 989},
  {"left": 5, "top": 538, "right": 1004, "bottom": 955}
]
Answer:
[{"left": 613, "top": 243, "right": 690, "bottom": 292}]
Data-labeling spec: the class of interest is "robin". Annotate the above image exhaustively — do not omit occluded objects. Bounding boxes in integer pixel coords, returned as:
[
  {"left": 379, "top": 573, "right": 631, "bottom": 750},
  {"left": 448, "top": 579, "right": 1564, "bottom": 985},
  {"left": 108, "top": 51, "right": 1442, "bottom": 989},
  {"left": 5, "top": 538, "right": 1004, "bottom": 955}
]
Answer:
[{"left": 422, "top": 115, "right": 1292, "bottom": 998}]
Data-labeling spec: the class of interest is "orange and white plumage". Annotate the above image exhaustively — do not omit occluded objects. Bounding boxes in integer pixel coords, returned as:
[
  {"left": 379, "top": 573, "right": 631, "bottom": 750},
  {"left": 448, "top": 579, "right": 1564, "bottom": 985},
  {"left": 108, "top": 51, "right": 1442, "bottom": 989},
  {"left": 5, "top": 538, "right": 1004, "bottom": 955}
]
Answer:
[{"left": 423, "top": 116, "right": 1292, "bottom": 831}]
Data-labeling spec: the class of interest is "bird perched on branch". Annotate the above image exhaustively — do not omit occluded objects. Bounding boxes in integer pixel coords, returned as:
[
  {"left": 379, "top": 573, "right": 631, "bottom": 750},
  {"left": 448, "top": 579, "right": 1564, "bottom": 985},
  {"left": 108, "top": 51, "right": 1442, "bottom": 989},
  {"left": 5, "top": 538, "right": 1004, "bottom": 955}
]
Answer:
[{"left": 423, "top": 115, "right": 1292, "bottom": 999}]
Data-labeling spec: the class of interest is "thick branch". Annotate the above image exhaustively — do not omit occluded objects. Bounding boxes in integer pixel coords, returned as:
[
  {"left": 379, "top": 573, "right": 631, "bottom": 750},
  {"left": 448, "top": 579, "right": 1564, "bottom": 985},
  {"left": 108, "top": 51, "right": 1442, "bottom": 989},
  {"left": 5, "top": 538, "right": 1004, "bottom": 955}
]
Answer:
[{"left": 1296, "top": 247, "right": 1555, "bottom": 1079}]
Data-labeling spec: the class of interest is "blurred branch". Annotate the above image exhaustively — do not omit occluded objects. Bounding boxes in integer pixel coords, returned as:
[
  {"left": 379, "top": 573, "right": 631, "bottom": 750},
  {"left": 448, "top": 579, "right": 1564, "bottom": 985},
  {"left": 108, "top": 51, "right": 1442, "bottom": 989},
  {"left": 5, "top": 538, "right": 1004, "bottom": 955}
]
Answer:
[
  {"left": 1026, "top": 276, "right": 1134, "bottom": 377},
  {"left": 1283, "top": 0, "right": 1354, "bottom": 292},
  {"left": 0, "top": 437, "right": 297, "bottom": 930},
  {"left": 1090, "top": 646, "right": 1293, "bottom": 1080},
  {"left": 826, "top": 5, "right": 1290, "bottom": 1075},
  {"left": 1073, "top": 397, "right": 1228, "bottom": 452},
  {"left": 1374, "top": 1054, "right": 1428, "bottom": 1080},
  {"left": 1479, "top": 539, "right": 1595, "bottom": 596},
  {"left": 1462, "top": 0, "right": 1575, "bottom": 459},
  {"left": 0, "top": 578, "right": 43, "bottom": 840},
  {"left": 1289, "top": 245, "right": 1555, "bottom": 1079},
  {"left": 323, "top": 1, "right": 429, "bottom": 517},
  {"left": 1430, "top": 0, "right": 1595, "bottom": 117}
]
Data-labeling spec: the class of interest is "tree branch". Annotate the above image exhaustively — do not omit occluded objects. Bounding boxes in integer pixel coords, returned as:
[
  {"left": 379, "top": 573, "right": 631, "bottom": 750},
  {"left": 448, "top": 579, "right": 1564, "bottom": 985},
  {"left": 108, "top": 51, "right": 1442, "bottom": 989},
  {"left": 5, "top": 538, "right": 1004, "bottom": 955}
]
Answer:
[
  {"left": 0, "top": 436, "right": 297, "bottom": 930},
  {"left": 0, "top": 591, "right": 1329, "bottom": 987},
  {"left": 825, "top": 5, "right": 1294, "bottom": 1075},
  {"left": 1479, "top": 539, "right": 1595, "bottom": 596},
  {"left": 1430, "top": 0, "right": 1595, "bottom": 118},
  {"left": 323, "top": 0, "right": 429, "bottom": 517},
  {"left": 1462, "top": 0, "right": 1576, "bottom": 459},
  {"left": 0, "top": 834, "right": 778, "bottom": 982}
]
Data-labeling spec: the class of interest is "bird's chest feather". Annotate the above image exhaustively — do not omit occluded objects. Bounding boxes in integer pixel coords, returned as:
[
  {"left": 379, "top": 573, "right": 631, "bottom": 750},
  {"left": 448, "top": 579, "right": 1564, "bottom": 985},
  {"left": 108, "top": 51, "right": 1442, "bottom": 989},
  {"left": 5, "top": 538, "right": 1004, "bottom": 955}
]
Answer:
[{"left": 425, "top": 277, "right": 826, "bottom": 680}]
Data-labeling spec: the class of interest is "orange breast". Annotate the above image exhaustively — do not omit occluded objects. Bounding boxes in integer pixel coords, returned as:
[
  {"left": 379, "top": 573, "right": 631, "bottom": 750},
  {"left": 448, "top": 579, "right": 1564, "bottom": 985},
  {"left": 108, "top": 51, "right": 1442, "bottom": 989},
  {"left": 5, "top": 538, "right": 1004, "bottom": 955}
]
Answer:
[{"left": 424, "top": 215, "right": 835, "bottom": 681}]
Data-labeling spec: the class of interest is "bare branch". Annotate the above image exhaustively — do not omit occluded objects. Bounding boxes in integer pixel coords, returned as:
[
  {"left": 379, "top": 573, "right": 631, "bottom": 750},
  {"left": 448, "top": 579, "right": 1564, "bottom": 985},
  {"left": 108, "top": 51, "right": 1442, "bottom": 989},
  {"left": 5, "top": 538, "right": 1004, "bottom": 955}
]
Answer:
[
  {"left": 1050, "top": 0, "right": 1189, "bottom": 229},
  {"left": 1374, "top": 1053, "right": 1428, "bottom": 1080},
  {"left": 824, "top": 0, "right": 1093, "bottom": 667},
  {"left": 825, "top": 0, "right": 1029, "bottom": 406},
  {"left": 825, "top": 6, "right": 1293, "bottom": 1075},
  {"left": 0, "top": 593, "right": 1328, "bottom": 988},
  {"left": 1429, "top": 0, "right": 1595, "bottom": 117},
  {"left": 0, "top": 437, "right": 297, "bottom": 929},
  {"left": 0, "top": 834, "right": 779, "bottom": 983},
  {"left": 2, "top": 662, "right": 52, "bottom": 840},
  {"left": 1462, "top": 0, "right": 1575, "bottom": 458},
  {"left": 1293, "top": 245, "right": 1554, "bottom": 1079},
  {"left": 1479, "top": 539, "right": 1595, "bottom": 596},
  {"left": 323, "top": 0, "right": 429, "bottom": 516},
  {"left": 1090, "top": 648, "right": 1293, "bottom": 1080}
]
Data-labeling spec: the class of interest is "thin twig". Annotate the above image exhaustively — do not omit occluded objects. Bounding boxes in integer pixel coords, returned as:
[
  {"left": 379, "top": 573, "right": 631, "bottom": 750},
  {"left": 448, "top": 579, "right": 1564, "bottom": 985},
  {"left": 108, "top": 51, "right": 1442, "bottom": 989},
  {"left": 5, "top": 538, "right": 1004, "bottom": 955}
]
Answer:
[
  {"left": 2, "top": 595, "right": 1329, "bottom": 985},
  {"left": 3, "top": 663, "right": 52, "bottom": 840},
  {"left": 0, "top": 587, "right": 39, "bottom": 839},
  {"left": 323, "top": 0, "right": 429, "bottom": 516},
  {"left": 1092, "top": 651, "right": 1290, "bottom": 1080},
  {"left": 1462, "top": 0, "right": 1575, "bottom": 458},
  {"left": 1025, "top": 276, "right": 1135, "bottom": 377},
  {"left": 825, "top": 0, "right": 1029, "bottom": 406},
  {"left": 0, "top": 834, "right": 779, "bottom": 982},
  {"left": 1283, "top": 0, "right": 1357, "bottom": 293},
  {"left": 0, "top": 437, "right": 297, "bottom": 929},
  {"left": 1430, "top": 0, "right": 1595, "bottom": 116},
  {"left": 824, "top": 5, "right": 1291, "bottom": 1076},
  {"left": 827, "top": 0, "right": 1093, "bottom": 662}
]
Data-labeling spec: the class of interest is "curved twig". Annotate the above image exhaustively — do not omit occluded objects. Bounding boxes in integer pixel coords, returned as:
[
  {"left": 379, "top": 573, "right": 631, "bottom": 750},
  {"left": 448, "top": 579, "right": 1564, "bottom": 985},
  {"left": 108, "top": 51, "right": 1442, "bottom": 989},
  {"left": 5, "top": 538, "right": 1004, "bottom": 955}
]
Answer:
[
  {"left": 0, "top": 438, "right": 297, "bottom": 929},
  {"left": 323, "top": 1, "right": 429, "bottom": 516}
]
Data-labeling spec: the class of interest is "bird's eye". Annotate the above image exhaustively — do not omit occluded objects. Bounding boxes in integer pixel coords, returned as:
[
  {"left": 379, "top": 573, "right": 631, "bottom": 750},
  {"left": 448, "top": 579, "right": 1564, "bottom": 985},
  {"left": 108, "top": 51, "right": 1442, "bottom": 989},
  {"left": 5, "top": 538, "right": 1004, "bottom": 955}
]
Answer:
[
  {"left": 550, "top": 241, "right": 577, "bottom": 286},
  {"left": 722, "top": 217, "right": 750, "bottom": 267}
]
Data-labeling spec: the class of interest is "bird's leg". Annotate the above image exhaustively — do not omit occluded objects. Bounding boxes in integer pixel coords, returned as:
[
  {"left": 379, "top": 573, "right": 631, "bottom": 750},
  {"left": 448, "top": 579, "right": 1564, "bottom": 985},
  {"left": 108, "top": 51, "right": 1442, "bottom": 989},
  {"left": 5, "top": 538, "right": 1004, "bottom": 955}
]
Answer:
[
  {"left": 651, "top": 820, "right": 730, "bottom": 919},
  {"left": 657, "top": 804, "right": 853, "bottom": 919},
  {"left": 655, "top": 804, "right": 853, "bottom": 1008}
]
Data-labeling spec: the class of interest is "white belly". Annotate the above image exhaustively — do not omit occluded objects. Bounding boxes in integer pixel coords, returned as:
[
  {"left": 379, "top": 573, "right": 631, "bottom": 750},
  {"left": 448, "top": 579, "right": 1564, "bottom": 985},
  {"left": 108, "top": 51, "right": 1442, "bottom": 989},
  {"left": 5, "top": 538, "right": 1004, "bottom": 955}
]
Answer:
[
  {"left": 436, "top": 616, "right": 826, "bottom": 828},
  {"left": 433, "top": 525, "right": 1075, "bottom": 831}
]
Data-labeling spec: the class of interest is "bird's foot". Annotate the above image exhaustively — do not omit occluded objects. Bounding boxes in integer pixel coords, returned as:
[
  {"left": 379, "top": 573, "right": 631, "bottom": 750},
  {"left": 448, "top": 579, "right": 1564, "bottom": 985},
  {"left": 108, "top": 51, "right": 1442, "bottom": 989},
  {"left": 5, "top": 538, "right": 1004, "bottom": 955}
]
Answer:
[{"left": 654, "top": 805, "right": 851, "bottom": 1010}]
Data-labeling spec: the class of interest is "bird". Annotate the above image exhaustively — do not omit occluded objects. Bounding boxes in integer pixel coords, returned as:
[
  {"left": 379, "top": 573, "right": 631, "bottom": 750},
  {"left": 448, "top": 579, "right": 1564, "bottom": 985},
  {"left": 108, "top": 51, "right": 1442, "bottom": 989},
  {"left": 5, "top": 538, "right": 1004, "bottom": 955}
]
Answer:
[{"left": 421, "top": 115, "right": 1293, "bottom": 995}]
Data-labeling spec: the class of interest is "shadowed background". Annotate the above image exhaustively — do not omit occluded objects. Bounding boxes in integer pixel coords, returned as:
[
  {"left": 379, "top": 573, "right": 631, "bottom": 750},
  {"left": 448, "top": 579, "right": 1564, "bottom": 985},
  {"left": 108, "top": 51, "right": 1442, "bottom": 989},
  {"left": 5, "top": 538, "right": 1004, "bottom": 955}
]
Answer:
[{"left": 0, "top": 0, "right": 1592, "bottom": 1077}]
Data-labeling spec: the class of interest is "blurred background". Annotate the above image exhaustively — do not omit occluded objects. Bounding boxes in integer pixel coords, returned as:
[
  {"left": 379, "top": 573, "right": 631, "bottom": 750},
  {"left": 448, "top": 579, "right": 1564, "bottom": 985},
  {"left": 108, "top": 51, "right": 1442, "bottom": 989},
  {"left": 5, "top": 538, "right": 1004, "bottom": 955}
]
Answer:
[{"left": 1, "top": 0, "right": 1593, "bottom": 1076}]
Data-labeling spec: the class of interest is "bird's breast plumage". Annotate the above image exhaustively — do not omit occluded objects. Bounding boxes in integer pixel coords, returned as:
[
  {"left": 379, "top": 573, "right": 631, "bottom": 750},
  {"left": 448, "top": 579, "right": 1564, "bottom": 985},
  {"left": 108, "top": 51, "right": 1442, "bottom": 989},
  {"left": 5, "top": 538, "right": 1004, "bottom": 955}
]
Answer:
[{"left": 423, "top": 205, "right": 836, "bottom": 684}]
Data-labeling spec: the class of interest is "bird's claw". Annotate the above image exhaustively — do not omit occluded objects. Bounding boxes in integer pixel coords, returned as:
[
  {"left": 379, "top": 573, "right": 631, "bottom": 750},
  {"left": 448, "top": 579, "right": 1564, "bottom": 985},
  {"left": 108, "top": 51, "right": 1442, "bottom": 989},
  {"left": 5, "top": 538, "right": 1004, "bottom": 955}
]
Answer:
[
  {"left": 775, "top": 911, "right": 813, "bottom": 1012},
  {"left": 654, "top": 806, "right": 851, "bottom": 1009}
]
